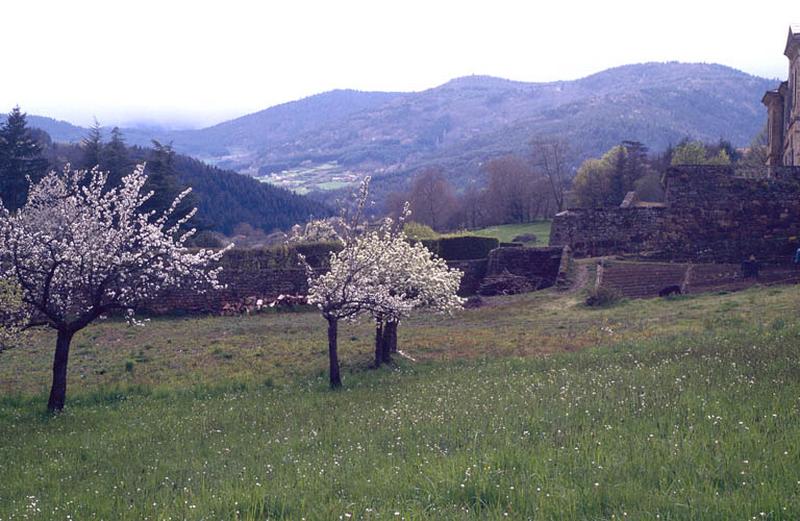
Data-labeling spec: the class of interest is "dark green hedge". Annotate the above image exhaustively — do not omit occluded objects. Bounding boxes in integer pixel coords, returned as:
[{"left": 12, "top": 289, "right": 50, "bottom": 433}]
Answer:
[
  {"left": 415, "top": 236, "right": 500, "bottom": 260},
  {"left": 291, "top": 242, "right": 342, "bottom": 268},
  {"left": 419, "top": 239, "right": 441, "bottom": 256},
  {"left": 439, "top": 236, "right": 499, "bottom": 260}
]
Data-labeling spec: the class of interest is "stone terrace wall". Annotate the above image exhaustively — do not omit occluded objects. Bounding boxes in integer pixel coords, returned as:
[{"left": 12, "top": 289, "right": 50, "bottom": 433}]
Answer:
[
  {"left": 146, "top": 244, "right": 566, "bottom": 315},
  {"left": 145, "top": 248, "right": 312, "bottom": 314},
  {"left": 449, "top": 259, "right": 488, "bottom": 296},
  {"left": 549, "top": 208, "right": 665, "bottom": 257},
  {"left": 549, "top": 166, "right": 800, "bottom": 264},
  {"left": 486, "top": 246, "right": 565, "bottom": 289},
  {"left": 659, "top": 166, "right": 800, "bottom": 263}
]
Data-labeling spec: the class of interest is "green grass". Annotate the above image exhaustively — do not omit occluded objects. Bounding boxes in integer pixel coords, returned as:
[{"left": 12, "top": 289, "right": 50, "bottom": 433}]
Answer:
[
  {"left": 1, "top": 286, "right": 800, "bottom": 519},
  {"left": 463, "top": 221, "right": 552, "bottom": 244}
]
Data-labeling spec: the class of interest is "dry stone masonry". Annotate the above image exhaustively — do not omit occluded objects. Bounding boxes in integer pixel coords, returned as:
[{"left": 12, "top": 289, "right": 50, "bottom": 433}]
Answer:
[
  {"left": 550, "top": 165, "right": 800, "bottom": 264},
  {"left": 149, "top": 241, "right": 568, "bottom": 315}
]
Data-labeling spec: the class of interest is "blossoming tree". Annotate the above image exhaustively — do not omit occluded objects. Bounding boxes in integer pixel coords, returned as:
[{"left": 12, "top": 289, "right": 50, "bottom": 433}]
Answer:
[
  {"left": 369, "top": 232, "right": 463, "bottom": 366},
  {"left": 304, "top": 178, "right": 463, "bottom": 388},
  {"left": 0, "top": 279, "right": 27, "bottom": 351},
  {"left": 0, "top": 164, "right": 229, "bottom": 412}
]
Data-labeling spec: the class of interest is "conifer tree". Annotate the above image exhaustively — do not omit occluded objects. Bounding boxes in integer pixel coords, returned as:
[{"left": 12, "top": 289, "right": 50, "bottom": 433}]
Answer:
[
  {"left": 104, "top": 127, "right": 129, "bottom": 186},
  {"left": 145, "top": 140, "right": 196, "bottom": 224},
  {"left": 0, "top": 107, "right": 48, "bottom": 210},
  {"left": 80, "top": 118, "right": 103, "bottom": 170}
]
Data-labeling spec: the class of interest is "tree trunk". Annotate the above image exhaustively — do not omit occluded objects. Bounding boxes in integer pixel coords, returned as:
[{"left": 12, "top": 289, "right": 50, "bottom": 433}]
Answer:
[
  {"left": 382, "top": 321, "right": 397, "bottom": 363},
  {"left": 327, "top": 317, "right": 342, "bottom": 389},
  {"left": 47, "top": 328, "right": 74, "bottom": 412},
  {"left": 374, "top": 318, "right": 384, "bottom": 368},
  {"left": 388, "top": 321, "right": 398, "bottom": 353}
]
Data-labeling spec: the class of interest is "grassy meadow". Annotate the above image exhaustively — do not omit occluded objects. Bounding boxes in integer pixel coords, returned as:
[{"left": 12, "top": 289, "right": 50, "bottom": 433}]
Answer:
[
  {"left": 465, "top": 221, "right": 552, "bottom": 245},
  {"left": 1, "top": 285, "right": 800, "bottom": 519}
]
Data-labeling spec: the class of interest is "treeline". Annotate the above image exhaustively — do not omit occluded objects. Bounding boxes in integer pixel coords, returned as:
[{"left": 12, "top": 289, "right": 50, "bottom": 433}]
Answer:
[
  {"left": 385, "top": 134, "right": 769, "bottom": 232},
  {"left": 385, "top": 139, "right": 571, "bottom": 231},
  {"left": 571, "top": 136, "right": 767, "bottom": 208},
  {"left": 0, "top": 107, "right": 328, "bottom": 237}
]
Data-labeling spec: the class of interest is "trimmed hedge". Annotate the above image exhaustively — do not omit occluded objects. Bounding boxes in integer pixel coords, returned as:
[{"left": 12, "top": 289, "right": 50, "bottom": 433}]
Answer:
[
  {"left": 439, "top": 236, "right": 500, "bottom": 260},
  {"left": 416, "top": 236, "right": 500, "bottom": 260},
  {"left": 291, "top": 242, "right": 342, "bottom": 268},
  {"left": 419, "top": 239, "right": 441, "bottom": 256}
]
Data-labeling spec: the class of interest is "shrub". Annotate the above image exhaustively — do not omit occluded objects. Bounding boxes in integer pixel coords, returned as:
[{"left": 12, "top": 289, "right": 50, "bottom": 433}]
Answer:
[
  {"left": 512, "top": 233, "right": 538, "bottom": 243},
  {"left": 585, "top": 286, "right": 622, "bottom": 307},
  {"left": 403, "top": 222, "right": 439, "bottom": 241}
]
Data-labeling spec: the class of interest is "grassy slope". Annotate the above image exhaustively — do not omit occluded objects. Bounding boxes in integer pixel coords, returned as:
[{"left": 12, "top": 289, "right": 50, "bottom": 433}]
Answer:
[
  {"left": 1, "top": 286, "right": 800, "bottom": 519},
  {"left": 465, "top": 221, "right": 552, "bottom": 244}
]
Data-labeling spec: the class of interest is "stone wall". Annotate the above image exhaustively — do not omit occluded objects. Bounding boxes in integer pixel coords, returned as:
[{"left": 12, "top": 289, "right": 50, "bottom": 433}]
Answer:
[
  {"left": 449, "top": 259, "right": 488, "bottom": 296},
  {"left": 485, "top": 246, "right": 565, "bottom": 289},
  {"left": 549, "top": 165, "right": 800, "bottom": 264},
  {"left": 549, "top": 207, "right": 665, "bottom": 258},
  {"left": 658, "top": 165, "right": 800, "bottom": 263},
  {"left": 146, "top": 244, "right": 566, "bottom": 315},
  {"left": 145, "top": 248, "right": 312, "bottom": 314}
]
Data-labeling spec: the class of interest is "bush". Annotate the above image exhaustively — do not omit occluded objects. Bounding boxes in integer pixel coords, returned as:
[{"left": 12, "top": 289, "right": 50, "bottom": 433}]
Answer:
[
  {"left": 403, "top": 222, "right": 439, "bottom": 241},
  {"left": 512, "top": 233, "right": 538, "bottom": 243},
  {"left": 478, "top": 271, "right": 539, "bottom": 296},
  {"left": 585, "top": 286, "right": 622, "bottom": 307}
]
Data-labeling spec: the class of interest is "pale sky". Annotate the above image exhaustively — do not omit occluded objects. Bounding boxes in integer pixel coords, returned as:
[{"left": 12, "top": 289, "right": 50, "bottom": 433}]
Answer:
[{"left": 1, "top": 0, "right": 797, "bottom": 128}]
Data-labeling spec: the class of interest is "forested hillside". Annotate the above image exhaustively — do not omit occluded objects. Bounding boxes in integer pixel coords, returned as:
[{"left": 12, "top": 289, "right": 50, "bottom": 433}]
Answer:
[{"left": 0, "top": 110, "right": 327, "bottom": 235}]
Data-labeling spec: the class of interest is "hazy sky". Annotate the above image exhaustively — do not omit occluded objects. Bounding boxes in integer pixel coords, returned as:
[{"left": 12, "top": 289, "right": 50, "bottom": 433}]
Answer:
[{"left": 2, "top": 0, "right": 797, "bottom": 128}]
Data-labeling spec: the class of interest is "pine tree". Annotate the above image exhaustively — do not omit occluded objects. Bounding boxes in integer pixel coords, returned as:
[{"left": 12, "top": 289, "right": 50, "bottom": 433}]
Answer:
[
  {"left": 104, "top": 127, "right": 129, "bottom": 186},
  {"left": 144, "top": 140, "right": 196, "bottom": 223},
  {"left": 80, "top": 118, "right": 103, "bottom": 170},
  {"left": 0, "top": 106, "right": 49, "bottom": 210}
]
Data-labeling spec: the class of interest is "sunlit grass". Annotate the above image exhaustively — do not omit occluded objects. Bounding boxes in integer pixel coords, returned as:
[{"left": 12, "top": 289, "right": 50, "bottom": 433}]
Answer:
[{"left": 461, "top": 221, "right": 552, "bottom": 244}]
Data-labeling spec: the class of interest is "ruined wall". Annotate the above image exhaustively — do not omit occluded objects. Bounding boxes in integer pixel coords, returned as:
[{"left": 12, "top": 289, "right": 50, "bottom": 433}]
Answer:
[
  {"left": 145, "top": 248, "right": 313, "bottom": 314},
  {"left": 549, "top": 207, "right": 665, "bottom": 257},
  {"left": 549, "top": 165, "right": 800, "bottom": 264},
  {"left": 448, "top": 259, "right": 488, "bottom": 296},
  {"left": 485, "top": 246, "right": 565, "bottom": 289},
  {"left": 146, "top": 243, "right": 567, "bottom": 315},
  {"left": 659, "top": 165, "right": 800, "bottom": 263}
]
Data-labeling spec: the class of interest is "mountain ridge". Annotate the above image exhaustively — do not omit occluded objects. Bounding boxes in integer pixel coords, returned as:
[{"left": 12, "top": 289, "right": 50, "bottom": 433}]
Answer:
[{"left": 7, "top": 61, "right": 775, "bottom": 197}]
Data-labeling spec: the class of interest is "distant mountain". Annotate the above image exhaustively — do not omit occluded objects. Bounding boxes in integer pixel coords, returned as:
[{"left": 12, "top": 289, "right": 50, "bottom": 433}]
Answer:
[{"left": 16, "top": 62, "right": 775, "bottom": 200}]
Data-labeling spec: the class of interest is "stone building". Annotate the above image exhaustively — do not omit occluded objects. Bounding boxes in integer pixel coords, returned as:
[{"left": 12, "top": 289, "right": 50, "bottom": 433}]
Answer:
[{"left": 763, "top": 25, "right": 800, "bottom": 167}]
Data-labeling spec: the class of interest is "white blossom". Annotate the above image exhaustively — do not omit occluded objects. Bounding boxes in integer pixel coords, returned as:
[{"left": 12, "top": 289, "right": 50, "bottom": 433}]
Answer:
[
  {"left": 302, "top": 176, "right": 463, "bottom": 387},
  {"left": 0, "top": 164, "right": 231, "bottom": 410},
  {"left": 0, "top": 164, "right": 230, "bottom": 329}
]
